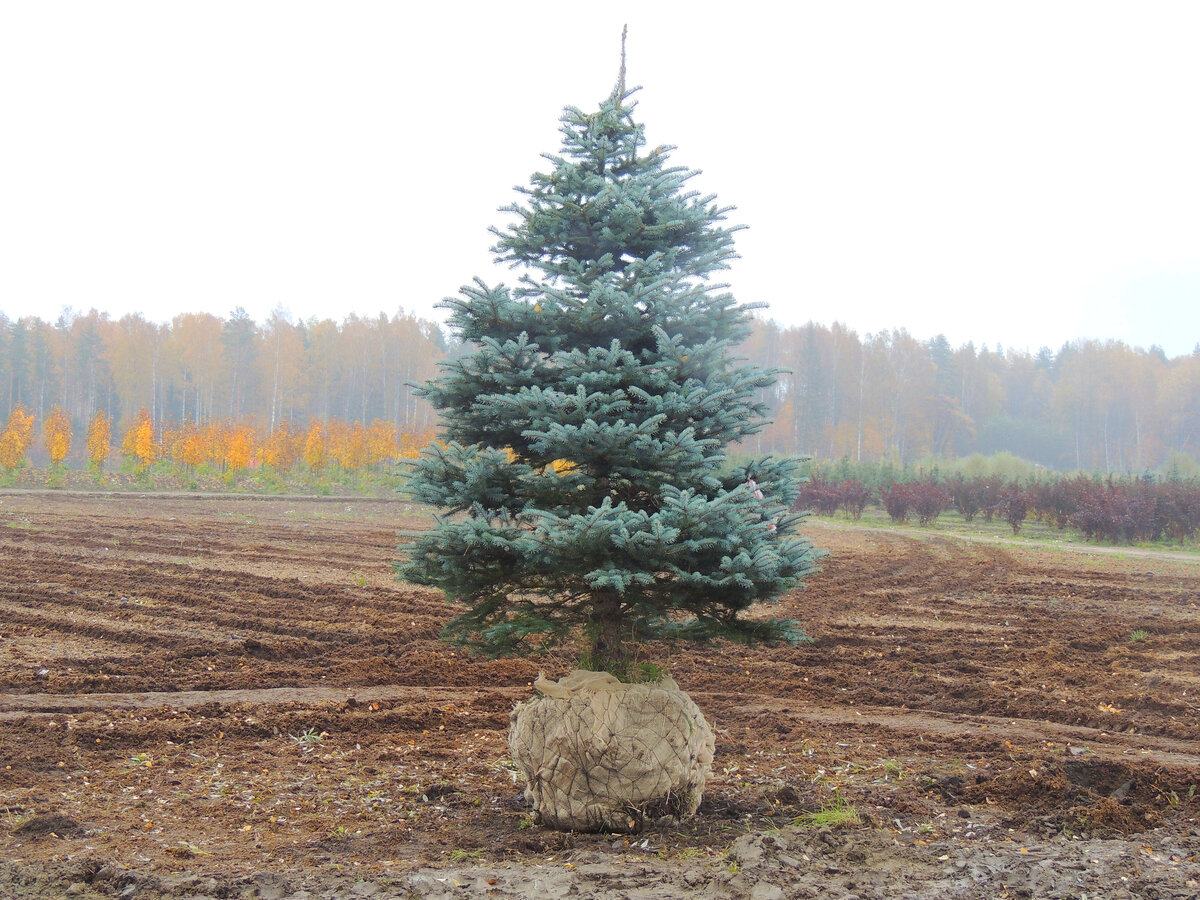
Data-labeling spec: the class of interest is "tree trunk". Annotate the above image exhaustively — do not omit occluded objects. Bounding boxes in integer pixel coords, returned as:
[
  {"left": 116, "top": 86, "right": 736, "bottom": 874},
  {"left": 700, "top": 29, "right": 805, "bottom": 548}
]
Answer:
[{"left": 588, "top": 592, "right": 628, "bottom": 678}]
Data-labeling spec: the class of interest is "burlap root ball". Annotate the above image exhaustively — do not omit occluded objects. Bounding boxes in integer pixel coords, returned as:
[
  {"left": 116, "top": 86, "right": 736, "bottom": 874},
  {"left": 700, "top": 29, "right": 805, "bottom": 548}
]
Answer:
[{"left": 508, "top": 669, "right": 715, "bottom": 833}]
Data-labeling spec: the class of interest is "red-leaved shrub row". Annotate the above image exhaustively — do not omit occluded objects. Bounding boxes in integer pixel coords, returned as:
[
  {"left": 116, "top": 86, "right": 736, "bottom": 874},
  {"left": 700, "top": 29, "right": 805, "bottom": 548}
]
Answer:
[
  {"left": 795, "top": 473, "right": 1200, "bottom": 544},
  {"left": 795, "top": 474, "right": 871, "bottom": 520},
  {"left": 880, "top": 481, "right": 952, "bottom": 526},
  {"left": 1027, "top": 476, "right": 1200, "bottom": 543}
]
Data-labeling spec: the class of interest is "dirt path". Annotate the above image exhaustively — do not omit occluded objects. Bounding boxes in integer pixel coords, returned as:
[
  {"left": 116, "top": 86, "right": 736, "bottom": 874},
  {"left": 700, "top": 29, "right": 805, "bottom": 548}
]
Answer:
[
  {"left": 2, "top": 493, "right": 1199, "bottom": 898},
  {"left": 814, "top": 516, "right": 1200, "bottom": 563}
]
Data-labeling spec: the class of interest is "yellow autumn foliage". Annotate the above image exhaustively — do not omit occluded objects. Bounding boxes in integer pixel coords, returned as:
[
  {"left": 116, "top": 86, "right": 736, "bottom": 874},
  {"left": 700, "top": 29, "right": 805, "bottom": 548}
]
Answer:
[
  {"left": 303, "top": 421, "right": 327, "bottom": 472},
  {"left": 169, "top": 423, "right": 207, "bottom": 469},
  {"left": 43, "top": 406, "right": 72, "bottom": 466},
  {"left": 261, "top": 421, "right": 303, "bottom": 472},
  {"left": 366, "top": 419, "right": 399, "bottom": 468},
  {"left": 120, "top": 409, "right": 159, "bottom": 470},
  {"left": 225, "top": 423, "right": 255, "bottom": 471},
  {"left": 0, "top": 406, "right": 36, "bottom": 471},
  {"left": 86, "top": 411, "right": 112, "bottom": 469},
  {"left": 398, "top": 427, "right": 437, "bottom": 460}
]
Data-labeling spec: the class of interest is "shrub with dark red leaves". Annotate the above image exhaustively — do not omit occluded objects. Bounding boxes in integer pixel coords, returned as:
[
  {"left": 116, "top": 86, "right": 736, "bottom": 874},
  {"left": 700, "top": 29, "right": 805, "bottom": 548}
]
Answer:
[
  {"left": 908, "top": 480, "right": 952, "bottom": 526},
  {"left": 796, "top": 474, "right": 873, "bottom": 520},
  {"left": 883, "top": 481, "right": 950, "bottom": 525},
  {"left": 799, "top": 464, "right": 1200, "bottom": 546},
  {"left": 949, "top": 475, "right": 981, "bottom": 522},
  {"left": 1159, "top": 479, "right": 1200, "bottom": 542},
  {"left": 1029, "top": 475, "right": 1091, "bottom": 529},
  {"left": 1070, "top": 477, "right": 1163, "bottom": 543},
  {"left": 881, "top": 482, "right": 912, "bottom": 523},
  {"left": 795, "top": 473, "right": 841, "bottom": 515},
  {"left": 1127, "top": 478, "right": 1163, "bottom": 542},
  {"left": 839, "top": 479, "right": 870, "bottom": 521},
  {"left": 976, "top": 476, "right": 1005, "bottom": 523},
  {"left": 995, "top": 485, "right": 1030, "bottom": 534},
  {"left": 948, "top": 475, "right": 1005, "bottom": 522}
]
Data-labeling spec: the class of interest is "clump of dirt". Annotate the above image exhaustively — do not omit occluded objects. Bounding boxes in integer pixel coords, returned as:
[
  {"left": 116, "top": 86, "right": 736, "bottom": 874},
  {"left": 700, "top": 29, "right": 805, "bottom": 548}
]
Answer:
[{"left": 10, "top": 815, "right": 82, "bottom": 838}]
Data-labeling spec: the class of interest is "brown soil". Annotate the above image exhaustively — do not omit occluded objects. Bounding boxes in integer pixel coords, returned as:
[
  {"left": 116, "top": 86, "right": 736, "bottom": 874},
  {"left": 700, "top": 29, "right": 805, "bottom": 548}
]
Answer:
[{"left": 2, "top": 492, "right": 1199, "bottom": 897}]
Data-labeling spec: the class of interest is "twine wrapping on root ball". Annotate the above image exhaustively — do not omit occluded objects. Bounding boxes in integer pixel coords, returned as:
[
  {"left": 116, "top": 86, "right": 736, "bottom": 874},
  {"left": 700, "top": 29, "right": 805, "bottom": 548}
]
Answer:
[{"left": 508, "top": 669, "right": 715, "bottom": 833}]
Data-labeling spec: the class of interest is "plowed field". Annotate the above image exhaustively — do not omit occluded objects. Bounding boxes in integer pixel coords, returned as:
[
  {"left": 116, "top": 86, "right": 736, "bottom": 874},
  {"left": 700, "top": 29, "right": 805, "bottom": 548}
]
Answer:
[{"left": 2, "top": 492, "right": 1199, "bottom": 898}]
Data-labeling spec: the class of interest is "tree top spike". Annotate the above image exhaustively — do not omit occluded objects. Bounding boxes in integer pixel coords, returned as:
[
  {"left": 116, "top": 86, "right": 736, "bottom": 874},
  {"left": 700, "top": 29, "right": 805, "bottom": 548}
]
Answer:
[{"left": 616, "top": 24, "right": 628, "bottom": 104}]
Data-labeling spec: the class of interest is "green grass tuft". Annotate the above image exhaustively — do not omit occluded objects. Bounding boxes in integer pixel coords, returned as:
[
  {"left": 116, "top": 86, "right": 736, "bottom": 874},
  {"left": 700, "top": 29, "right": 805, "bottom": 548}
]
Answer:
[{"left": 792, "top": 795, "right": 861, "bottom": 829}]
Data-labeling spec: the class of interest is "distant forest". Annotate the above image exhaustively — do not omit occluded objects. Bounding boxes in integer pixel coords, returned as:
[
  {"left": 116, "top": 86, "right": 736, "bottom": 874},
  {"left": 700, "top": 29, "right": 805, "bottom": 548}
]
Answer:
[
  {"left": 0, "top": 308, "right": 445, "bottom": 454},
  {"left": 1, "top": 308, "right": 1198, "bottom": 473},
  {"left": 744, "top": 321, "right": 1200, "bottom": 473}
]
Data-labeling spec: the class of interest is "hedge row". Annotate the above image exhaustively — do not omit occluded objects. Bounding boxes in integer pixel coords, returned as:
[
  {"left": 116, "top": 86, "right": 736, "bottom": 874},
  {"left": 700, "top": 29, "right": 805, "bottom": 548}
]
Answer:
[{"left": 795, "top": 473, "right": 1200, "bottom": 544}]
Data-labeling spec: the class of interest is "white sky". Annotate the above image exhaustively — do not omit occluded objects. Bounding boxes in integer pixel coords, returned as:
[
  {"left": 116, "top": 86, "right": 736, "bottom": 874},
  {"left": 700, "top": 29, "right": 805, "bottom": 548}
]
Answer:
[{"left": 3, "top": 1, "right": 1199, "bottom": 357}]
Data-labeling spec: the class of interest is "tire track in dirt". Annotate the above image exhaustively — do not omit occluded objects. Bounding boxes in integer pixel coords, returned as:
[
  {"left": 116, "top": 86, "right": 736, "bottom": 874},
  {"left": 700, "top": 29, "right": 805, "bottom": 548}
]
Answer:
[
  {"left": 4, "top": 683, "right": 1198, "bottom": 774},
  {"left": 0, "top": 684, "right": 525, "bottom": 717},
  {"left": 784, "top": 529, "right": 1199, "bottom": 739},
  {"left": 2, "top": 546, "right": 452, "bottom": 637},
  {"left": 0, "top": 582, "right": 367, "bottom": 655},
  {"left": 0, "top": 582, "right": 394, "bottom": 647},
  {"left": 715, "top": 695, "right": 1200, "bottom": 772},
  {"left": 4, "top": 527, "right": 387, "bottom": 573}
]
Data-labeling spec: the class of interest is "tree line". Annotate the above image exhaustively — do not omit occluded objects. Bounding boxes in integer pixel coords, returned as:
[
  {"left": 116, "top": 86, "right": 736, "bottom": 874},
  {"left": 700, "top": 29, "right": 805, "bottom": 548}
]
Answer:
[
  {"left": 0, "top": 306, "right": 445, "bottom": 467},
  {"left": 1, "top": 308, "right": 1198, "bottom": 474},
  {"left": 0, "top": 405, "right": 431, "bottom": 480},
  {"left": 744, "top": 320, "right": 1200, "bottom": 473}
]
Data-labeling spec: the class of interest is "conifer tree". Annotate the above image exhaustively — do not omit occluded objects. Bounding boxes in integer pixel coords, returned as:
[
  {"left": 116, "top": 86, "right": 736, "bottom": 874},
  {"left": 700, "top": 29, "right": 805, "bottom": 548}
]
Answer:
[{"left": 401, "top": 50, "right": 820, "bottom": 676}]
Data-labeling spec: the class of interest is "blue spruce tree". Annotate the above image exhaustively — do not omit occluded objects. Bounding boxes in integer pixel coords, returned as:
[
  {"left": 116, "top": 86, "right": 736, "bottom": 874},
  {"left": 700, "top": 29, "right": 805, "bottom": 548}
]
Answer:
[{"left": 401, "top": 52, "right": 820, "bottom": 677}]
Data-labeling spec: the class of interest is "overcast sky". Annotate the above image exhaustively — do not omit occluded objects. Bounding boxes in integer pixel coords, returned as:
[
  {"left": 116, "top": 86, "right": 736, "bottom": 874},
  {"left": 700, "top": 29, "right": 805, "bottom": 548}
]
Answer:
[{"left": 3, "top": 2, "right": 1199, "bottom": 357}]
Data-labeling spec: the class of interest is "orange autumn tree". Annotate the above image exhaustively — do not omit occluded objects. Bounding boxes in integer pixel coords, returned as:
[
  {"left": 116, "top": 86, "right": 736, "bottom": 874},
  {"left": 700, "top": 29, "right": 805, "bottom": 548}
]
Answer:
[
  {"left": 327, "top": 420, "right": 368, "bottom": 472},
  {"left": 303, "top": 421, "right": 327, "bottom": 472},
  {"left": 261, "top": 420, "right": 303, "bottom": 472},
  {"left": 169, "top": 423, "right": 207, "bottom": 471},
  {"left": 201, "top": 421, "right": 230, "bottom": 471},
  {"left": 225, "top": 422, "right": 256, "bottom": 472},
  {"left": 366, "top": 419, "right": 399, "bottom": 469},
  {"left": 68, "top": 411, "right": 439, "bottom": 479},
  {"left": 120, "top": 409, "right": 160, "bottom": 471},
  {"left": 86, "top": 411, "right": 113, "bottom": 471},
  {"left": 398, "top": 426, "right": 437, "bottom": 460},
  {"left": 43, "top": 406, "right": 72, "bottom": 467},
  {"left": 0, "top": 406, "right": 37, "bottom": 471}
]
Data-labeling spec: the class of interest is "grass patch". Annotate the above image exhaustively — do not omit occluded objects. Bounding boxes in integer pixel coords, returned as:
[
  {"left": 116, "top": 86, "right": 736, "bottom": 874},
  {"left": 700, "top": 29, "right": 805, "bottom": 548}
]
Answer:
[
  {"left": 810, "top": 506, "right": 1200, "bottom": 556},
  {"left": 792, "top": 795, "right": 861, "bottom": 829}
]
